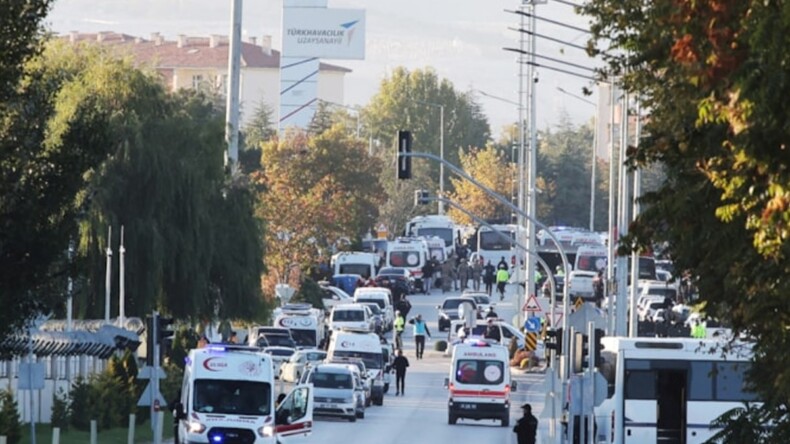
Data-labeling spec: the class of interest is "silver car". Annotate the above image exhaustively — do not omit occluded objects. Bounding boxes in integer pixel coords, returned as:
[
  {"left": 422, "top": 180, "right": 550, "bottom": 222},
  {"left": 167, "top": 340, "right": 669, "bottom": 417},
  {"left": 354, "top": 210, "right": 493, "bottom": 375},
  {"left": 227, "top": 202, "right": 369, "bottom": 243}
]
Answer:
[{"left": 305, "top": 364, "right": 361, "bottom": 422}]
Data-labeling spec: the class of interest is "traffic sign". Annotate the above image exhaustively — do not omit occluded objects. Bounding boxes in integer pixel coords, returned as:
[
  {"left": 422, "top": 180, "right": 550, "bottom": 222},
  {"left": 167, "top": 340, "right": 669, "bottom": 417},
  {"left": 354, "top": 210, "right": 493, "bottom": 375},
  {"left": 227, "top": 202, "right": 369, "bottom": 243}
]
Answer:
[
  {"left": 549, "top": 312, "right": 563, "bottom": 328},
  {"left": 574, "top": 297, "right": 584, "bottom": 311},
  {"left": 138, "top": 365, "right": 166, "bottom": 380},
  {"left": 523, "top": 295, "right": 542, "bottom": 312},
  {"left": 137, "top": 381, "right": 167, "bottom": 407},
  {"left": 524, "top": 332, "right": 538, "bottom": 351},
  {"left": 18, "top": 363, "right": 45, "bottom": 390},
  {"left": 524, "top": 317, "right": 541, "bottom": 333}
]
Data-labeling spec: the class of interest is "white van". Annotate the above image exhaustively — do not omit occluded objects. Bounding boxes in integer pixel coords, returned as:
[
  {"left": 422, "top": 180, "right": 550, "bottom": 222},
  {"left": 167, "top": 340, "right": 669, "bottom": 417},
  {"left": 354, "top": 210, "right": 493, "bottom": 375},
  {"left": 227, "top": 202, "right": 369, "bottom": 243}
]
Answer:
[
  {"left": 353, "top": 288, "right": 394, "bottom": 331},
  {"left": 568, "top": 245, "right": 608, "bottom": 301},
  {"left": 329, "top": 303, "right": 373, "bottom": 332},
  {"left": 444, "top": 341, "right": 516, "bottom": 427},
  {"left": 327, "top": 329, "right": 386, "bottom": 406},
  {"left": 331, "top": 251, "right": 380, "bottom": 280},
  {"left": 274, "top": 303, "right": 327, "bottom": 349},
  {"left": 386, "top": 237, "right": 430, "bottom": 290},
  {"left": 174, "top": 345, "right": 314, "bottom": 444}
]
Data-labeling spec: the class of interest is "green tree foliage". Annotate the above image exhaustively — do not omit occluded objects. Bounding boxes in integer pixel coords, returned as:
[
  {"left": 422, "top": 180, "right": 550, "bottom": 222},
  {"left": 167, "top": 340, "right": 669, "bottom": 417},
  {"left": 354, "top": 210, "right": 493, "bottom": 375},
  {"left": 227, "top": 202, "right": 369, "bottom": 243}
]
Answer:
[
  {"left": 51, "top": 388, "right": 71, "bottom": 431},
  {"left": 291, "top": 277, "right": 325, "bottom": 310},
  {"left": 257, "top": 125, "right": 385, "bottom": 282},
  {"left": 0, "top": 389, "right": 21, "bottom": 444},
  {"left": 0, "top": 0, "right": 52, "bottom": 102},
  {"left": 583, "top": 0, "right": 790, "bottom": 437},
  {"left": 364, "top": 67, "right": 491, "bottom": 196},
  {"left": 536, "top": 116, "right": 607, "bottom": 228},
  {"left": 447, "top": 145, "right": 515, "bottom": 224}
]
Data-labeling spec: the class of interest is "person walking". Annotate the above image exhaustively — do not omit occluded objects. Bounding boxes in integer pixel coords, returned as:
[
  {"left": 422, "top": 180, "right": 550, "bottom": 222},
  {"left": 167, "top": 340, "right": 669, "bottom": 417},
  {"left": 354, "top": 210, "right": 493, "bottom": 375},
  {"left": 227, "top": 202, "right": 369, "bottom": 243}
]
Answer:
[
  {"left": 483, "top": 260, "right": 496, "bottom": 296},
  {"left": 441, "top": 258, "right": 454, "bottom": 293},
  {"left": 497, "top": 256, "right": 509, "bottom": 270},
  {"left": 393, "top": 310, "right": 406, "bottom": 349},
  {"left": 458, "top": 258, "right": 470, "bottom": 291},
  {"left": 421, "top": 260, "right": 434, "bottom": 295},
  {"left": 496, "top": 267, "right": 510, "bottom": 300},
  {"left": 411, "top": 314, "right": 432, "bottom": 359},
  {"left": 392, "top": 349, "right": 410, "bottom": 396},
  {"left": 513, "top": 403, "right": 538, "bottom": 444},
  {"left": 471, "top": 258, "right": 483, "bottom": 291}
]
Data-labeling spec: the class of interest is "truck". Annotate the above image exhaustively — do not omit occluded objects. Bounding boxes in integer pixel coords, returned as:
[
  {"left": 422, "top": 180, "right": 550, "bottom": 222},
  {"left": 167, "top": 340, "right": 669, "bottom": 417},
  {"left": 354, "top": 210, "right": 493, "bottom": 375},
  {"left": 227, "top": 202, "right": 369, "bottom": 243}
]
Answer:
[{"left": 174, "top": 344, "right": 314, "bottom": 444}]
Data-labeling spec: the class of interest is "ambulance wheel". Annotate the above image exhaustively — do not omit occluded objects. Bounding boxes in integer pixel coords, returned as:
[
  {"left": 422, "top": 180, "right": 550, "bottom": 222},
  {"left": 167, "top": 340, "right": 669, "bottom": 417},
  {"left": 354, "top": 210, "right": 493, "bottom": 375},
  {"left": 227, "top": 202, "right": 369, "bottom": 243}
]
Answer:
[
  {"left": 448, "top": 413, "right": 457, "bottom": 425},
  {"left": 501, "top": 415, "right": 510, "bottom": 427}
]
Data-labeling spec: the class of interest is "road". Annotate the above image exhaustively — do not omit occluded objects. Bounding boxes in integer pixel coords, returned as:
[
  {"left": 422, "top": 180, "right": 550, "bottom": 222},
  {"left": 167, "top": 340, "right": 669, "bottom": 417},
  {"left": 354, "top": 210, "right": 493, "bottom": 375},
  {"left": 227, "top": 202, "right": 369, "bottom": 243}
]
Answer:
[{"left": 302, "top": 283, "right": 548, "bottom": 444}]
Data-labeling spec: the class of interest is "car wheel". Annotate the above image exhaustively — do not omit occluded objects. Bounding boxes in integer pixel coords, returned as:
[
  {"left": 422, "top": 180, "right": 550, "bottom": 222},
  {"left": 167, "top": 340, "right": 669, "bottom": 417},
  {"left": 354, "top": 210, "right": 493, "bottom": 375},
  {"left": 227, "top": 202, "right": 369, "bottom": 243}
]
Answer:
[
  {"left": 448, "top": 413, "right": 457, "bottom": 425},
  {"left": 501, "top": 415, "right": 510, "bottom": 427}
]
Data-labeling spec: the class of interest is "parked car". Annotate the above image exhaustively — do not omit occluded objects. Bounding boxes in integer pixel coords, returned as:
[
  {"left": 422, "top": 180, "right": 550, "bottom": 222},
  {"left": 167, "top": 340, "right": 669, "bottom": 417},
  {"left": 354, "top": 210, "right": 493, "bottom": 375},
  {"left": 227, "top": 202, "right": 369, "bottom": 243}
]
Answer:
[
  {"left": 437, "top": 297, "right": 480, "bottom": 332},
  {"left": 305, "top": 363, "right": 363, "bottom": 422},
  {"left": 262, "top": 346, "right": 296, "bottom": 379},
  {"left": 279, "top": 348, "right": 326, "bottom": 383}
]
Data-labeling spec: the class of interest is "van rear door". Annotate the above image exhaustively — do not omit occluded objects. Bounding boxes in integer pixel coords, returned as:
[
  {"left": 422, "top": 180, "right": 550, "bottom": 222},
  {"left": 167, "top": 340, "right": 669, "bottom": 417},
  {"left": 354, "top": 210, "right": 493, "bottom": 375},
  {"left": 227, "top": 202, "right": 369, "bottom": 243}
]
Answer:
[{"left": 275, "top": 383, "right": 314, "bottom": 441}]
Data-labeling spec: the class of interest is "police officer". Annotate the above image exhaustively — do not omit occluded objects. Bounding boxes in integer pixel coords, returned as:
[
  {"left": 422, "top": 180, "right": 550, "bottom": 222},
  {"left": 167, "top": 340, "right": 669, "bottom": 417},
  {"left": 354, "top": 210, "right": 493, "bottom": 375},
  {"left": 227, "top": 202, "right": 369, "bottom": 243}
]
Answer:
[{"left": 513, "top": 403, "right": 538, "bottom": 444}]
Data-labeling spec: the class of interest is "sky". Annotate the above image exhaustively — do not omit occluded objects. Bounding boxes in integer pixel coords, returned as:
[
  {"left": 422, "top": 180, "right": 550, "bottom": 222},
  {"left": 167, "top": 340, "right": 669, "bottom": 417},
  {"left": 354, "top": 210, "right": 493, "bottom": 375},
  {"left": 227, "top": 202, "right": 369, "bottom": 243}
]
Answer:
[{"left": 47, "top": 0, "right": 601, "bottom": 138}]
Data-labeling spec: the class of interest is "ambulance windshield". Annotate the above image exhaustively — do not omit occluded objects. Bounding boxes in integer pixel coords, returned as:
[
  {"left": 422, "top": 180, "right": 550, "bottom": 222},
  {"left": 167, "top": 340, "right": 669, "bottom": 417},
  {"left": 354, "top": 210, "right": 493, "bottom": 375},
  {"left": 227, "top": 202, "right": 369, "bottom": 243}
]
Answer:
[{"left": 193, "top": 379, "right": 271, "bottom": 416}]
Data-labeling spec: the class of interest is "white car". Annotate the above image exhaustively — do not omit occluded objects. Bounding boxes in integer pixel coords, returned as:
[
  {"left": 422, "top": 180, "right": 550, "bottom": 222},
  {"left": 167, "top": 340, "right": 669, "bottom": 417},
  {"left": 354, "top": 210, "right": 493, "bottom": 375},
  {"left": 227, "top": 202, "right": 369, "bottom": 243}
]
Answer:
[
  {"left": 320, "top": 285, "right": 354, "bottom": 311},
  {"left": 460, "top": 291, "right": 495, "bottom": 314},
  {"left": 263, "top": 346, "right": 296, "bottom": 379},
  {"left": 280, "top": 349, "right": 327, "bottom": 383},
  {"left": 329, "top": 303, "right": 374, "bottom": 332}
]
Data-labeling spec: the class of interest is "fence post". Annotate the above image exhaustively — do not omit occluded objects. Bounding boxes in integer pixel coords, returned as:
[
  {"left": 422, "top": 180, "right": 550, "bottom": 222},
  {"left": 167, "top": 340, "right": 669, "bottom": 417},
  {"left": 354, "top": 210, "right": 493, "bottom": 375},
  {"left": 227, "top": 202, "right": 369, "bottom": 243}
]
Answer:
[
  {"left": 52, "top": 427, "right": 60, "bottom": 444},
  {"left": 0, "top": 435, "right": 7, "bottom": 444},
  {"left": 127, "top": 413, "right": 136, "bottom": 444},
  {"left": 154, "top": 411, "right": 164, "bottom": 444},
  {"left": 90, "top": 420, "right": 97, "bottom": 444}
]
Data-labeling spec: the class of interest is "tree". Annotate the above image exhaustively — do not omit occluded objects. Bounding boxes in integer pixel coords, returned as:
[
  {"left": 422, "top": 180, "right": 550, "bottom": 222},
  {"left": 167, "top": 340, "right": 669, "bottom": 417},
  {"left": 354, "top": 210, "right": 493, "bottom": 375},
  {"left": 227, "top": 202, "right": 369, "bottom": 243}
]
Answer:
[
  {"left": 447, "top": 145, "right": 515, "bottom": 225},
  {"left": 364, "top": 67, "right": 491, "bottom": 196},
  {"left": 0, "top": 0, "right": 52, "bottom": 102},
  {"left": 257, "top": 125, "right": 385, "bottom": 287},
  {"left": 583, "top": 0, "right": 790, "bottom": 436}
]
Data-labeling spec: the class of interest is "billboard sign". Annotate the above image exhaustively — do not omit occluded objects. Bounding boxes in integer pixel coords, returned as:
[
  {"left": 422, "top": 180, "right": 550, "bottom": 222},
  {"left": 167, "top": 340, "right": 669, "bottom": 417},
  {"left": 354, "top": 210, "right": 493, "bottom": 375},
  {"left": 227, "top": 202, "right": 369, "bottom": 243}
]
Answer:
[{"left": 283, "top": 8, "right": 366, "bottom": 59}]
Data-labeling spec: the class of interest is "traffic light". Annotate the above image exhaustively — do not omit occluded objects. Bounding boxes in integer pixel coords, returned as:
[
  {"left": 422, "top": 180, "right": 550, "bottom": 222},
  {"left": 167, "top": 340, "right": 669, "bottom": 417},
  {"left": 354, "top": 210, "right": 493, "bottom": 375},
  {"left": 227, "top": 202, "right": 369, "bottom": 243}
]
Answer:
[
  {"left": 545, "top": 328, "right": 563, "bottom": 355},
  {"left": 145, "top": 313, "right": 175, "bottom": 366},
  {"left": 414, "top": 189, "right": 430, "bottom": 206},
  {"left": 593, "top": 328, "right": 605, "bottom": 368},
  {"left": 157, "top": 316, "right": 175, "bottom": 344},
  {"left": 573, "top": 332, "right": 589, "bottom": 373},
  {"left": 397, "top": 130, "right": 412, "bottom": 179}
]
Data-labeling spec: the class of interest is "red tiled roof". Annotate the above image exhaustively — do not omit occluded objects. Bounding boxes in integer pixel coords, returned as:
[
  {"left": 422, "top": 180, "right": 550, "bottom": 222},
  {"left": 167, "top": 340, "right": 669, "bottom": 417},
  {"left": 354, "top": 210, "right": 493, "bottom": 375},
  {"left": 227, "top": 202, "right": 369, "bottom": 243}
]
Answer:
[{"left": 60, "top": 32, "right": 351, "bottom": 73}]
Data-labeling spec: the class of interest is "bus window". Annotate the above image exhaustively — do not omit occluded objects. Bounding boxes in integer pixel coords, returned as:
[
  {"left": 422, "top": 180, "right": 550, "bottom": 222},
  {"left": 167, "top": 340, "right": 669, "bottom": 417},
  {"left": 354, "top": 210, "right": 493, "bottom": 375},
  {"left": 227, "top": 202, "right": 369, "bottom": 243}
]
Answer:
[
  {"left": 715, "top": 362, "right": 757, "bottom": 402},
  {"left": 688, "top": 361, "right": 714, "bottom": 400},
  {"left": 624, "top": 371, "right": 656, "bottom": 399}
]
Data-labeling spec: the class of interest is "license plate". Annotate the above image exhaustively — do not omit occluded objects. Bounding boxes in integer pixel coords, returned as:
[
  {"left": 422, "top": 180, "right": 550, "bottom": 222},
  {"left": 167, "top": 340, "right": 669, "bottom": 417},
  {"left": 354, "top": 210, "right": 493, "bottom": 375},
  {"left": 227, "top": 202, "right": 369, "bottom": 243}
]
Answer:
[{"left": 460, "top": 403, "right": 477, "bottom": 410}]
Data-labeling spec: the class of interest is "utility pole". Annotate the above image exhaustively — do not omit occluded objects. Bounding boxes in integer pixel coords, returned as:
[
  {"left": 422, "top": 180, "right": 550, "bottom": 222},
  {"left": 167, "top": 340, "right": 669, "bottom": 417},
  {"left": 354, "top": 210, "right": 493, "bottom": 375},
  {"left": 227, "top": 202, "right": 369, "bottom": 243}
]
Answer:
[
  {"left": 615, "top": 89, "right": 630, "bottom": 336},
  {"left": 524, "top": 0, "right": 541, "bottom": 325},
  {"left": 225, "top": 0, "right": 242, "bottom": 171},
  {"left": 104, "top": 225, "right": 112, "bottom": 323},
  {"left": 628, "top": 101, "right": 642, "bottom": 337},
  {"left": 439, "top": 104, "right": 445, "bottom": 215},
  {"left": 606, "top": 83, "right": 617, "bottom": 336},
  {"left": 119, "top": 225, "right": 126, "bottom": 326},
  {"left": 517, "top": 3, "right": 527, "bottom": 229}
]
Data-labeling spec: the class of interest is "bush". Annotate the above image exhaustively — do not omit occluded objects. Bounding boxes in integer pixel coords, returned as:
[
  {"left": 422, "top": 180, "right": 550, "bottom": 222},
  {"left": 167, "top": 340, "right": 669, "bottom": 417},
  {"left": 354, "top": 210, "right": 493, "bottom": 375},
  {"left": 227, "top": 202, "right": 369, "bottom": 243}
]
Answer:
[
  {"left": 69, "top": 377, "right": 97, "bottom": 431},
  {"left": 0, "top": 389, "right": 21, "bottom": 444},
  {"left": 434, "top": 340, "right": 448, "bottom": 352},
  {"left": 51, "top": 388, "right": 71, "bottom": 431},
  {"left": 292, "top": 277, "right": 326, "bottom": 310}
]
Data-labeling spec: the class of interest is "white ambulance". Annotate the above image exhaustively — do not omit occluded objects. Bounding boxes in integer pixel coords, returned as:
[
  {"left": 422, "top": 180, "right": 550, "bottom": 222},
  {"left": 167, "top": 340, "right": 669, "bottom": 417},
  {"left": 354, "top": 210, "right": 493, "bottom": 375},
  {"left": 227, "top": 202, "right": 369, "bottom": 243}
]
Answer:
[
  {"left": 327, "top": 329, "right": 386, "bottom": 406},
  {"left": 274, "top": 303, "right": 327, "bottom": 349},
  {"left": 331, "top": 251, "right": 380, "bottom": 280},
  {"left": 568, "top": 245, "right": 608, "bottom": 301},
  {"left": 444, "top": 340, "right": 517, "bottom": 427},
  {"left": 385, "top": 237, "right": 430, "bottom": 291},
  {"left": 174, "top": 345, "right": 314, "bottom": 444}
]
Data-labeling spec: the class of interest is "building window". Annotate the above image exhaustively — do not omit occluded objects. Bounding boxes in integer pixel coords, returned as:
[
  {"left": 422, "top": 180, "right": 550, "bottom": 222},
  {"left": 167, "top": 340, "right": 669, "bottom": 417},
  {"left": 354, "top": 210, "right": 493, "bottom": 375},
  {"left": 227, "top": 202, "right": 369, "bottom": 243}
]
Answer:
[{"left": 192, "top": 74, "right": 204, "bottom": 90}]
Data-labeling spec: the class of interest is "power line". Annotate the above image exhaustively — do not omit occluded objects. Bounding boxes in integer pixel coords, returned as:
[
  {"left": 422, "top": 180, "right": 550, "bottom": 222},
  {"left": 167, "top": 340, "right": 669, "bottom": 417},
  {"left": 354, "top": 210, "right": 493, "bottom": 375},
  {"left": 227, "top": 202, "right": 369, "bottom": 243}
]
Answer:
[
  {"left": 505, "top": 9, "right": 591, "bottom": 35},
  {"left": 504, "top": 47, "right": 596, "bottom": 73},
  {"left": 553, "top": 0, "right": 583, "bottom": 8},
  {"left": 524, "top": 61, "right": 596, "bottom": 81},
  {"left": 509, "top": 27, "right": 589, "bottom": 52}
]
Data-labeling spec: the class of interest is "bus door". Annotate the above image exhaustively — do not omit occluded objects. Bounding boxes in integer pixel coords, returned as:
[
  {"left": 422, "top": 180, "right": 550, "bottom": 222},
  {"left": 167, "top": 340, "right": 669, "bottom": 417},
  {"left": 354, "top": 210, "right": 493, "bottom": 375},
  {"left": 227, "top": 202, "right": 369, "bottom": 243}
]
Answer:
[{"left": 623, "top": 359, "right": 687, "bottom": 444}]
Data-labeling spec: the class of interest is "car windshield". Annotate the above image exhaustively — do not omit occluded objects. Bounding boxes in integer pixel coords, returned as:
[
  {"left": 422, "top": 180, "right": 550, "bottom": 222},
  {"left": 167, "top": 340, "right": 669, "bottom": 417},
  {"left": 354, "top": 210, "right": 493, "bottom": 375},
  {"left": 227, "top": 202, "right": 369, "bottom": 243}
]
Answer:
[
  {"left": 479, "top": 230, "right": 515, "bottom": 251},
  {"left": 194, "top": 379, "right": 271, "bottom": 415},
  {"left": 333, "top": 350, "right": 382, "bottom": 370},
  {"left": 647, "top": 288, "right": 677, "bottom": 299},
  {"left": 378, "top": 268, "right": 405, "bottom": 276},
  {"left": 306, "top": 351, "right": 327, "bottom": 361},
  {"left": 311, "top": 371, "right": 353, "bottom": 389},
  {"left": 469, "top": 296, "right": 489, "bottom": 305},
  {"left": 358, "top": 298, "right": 385, "bottom": 309},
  {"left": 266, "top": 348, "right": 295, "bottom": 357},
  {"left": 333, "top": 309, "right": 365, "bottom": 322},
  {"left": 443, "top": 299, "right": 470, "bottom": 310},
  {"left": 416, "top": 227, "right": 453, "bottom": 246},
  {"left": 576, "top": 254, "right": 608, "bottom": 272},
  {"left": 361, "top": 303, "right": 382, "bottom": 315},
  {"left": 339, "top": 264, "right": 371, "bottom": 278},
  {"left": 263, "top": 335, "right": 295, "bottom": 347},
  {"left": 289, "top": 329, "right": 317, "bottom": 347}
]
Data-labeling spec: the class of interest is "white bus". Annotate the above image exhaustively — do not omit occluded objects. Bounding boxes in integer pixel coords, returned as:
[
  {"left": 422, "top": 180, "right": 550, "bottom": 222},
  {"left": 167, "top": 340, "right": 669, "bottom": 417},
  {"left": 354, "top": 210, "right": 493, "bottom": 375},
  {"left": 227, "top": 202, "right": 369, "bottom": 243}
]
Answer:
[
  {"left": 594, "top": 337, "right": 758, "bottom": 444},
  {"left": 405, "top": 215, "right": 460, "bottom": 258},
  {"left": 475, "top": 224, "right": 521, "bottom": 268}
]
